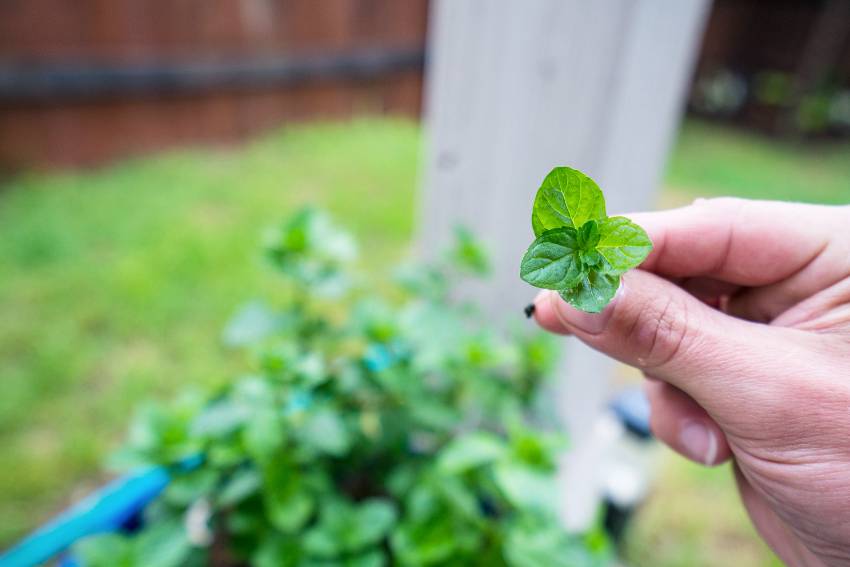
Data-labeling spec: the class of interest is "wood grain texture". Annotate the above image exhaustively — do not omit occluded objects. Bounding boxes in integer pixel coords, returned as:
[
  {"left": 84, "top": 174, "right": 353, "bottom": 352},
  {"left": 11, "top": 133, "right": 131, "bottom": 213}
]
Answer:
[{"left": 0, "top": 0, "right": 429, "bottom": 169}]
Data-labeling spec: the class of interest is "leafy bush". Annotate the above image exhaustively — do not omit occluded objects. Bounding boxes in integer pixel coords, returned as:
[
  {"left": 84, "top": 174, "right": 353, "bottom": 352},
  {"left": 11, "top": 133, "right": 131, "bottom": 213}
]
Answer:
[{"left": 73, "top": 208, "right": 611, "bottom": 566}]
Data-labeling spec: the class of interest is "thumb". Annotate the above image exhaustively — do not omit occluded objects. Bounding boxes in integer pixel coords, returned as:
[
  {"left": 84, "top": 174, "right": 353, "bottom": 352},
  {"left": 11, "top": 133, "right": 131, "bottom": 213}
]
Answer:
[{"left": 533, "top": 269, "right": 809, "bottom": 419}]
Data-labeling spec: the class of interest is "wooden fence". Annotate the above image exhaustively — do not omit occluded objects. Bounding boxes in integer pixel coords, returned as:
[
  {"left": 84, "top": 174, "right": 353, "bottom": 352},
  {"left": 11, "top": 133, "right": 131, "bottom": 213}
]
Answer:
[
  {"left": 691, "top": 0, "right": 850, "bottom": 136},
  {"left": 2, "top": 0, "right": 846, "bottom": 171},
  {"left": 0, "top": 0, "right": 428, "bottom": 169}
]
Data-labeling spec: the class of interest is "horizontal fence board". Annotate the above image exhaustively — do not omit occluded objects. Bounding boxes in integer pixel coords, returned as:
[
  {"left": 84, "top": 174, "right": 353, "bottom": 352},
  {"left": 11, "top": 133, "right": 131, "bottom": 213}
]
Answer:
[
  {"left": 0, "top": 0, "right": 428, "bottom": 169},
  {"left": 0, "top": 48, "right": 424, "bottom": 101},
  {"left": 0, "top": 71, "right": 422, "bottom": 169},
  {"left": 0, "top": 0, "right": 429, "bottom": 60}
]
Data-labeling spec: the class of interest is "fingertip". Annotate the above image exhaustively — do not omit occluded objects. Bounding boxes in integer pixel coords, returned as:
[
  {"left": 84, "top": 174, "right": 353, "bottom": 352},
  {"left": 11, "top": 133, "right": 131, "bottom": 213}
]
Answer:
[
  {"left": 679, "top": 420, "right": 725, "bottom": 467},
  {"left": 533, "top": 283, "right": 625, "bottom": 337},
  {"left": 645, "top": 380, "right": 732, "bottom": 467}
]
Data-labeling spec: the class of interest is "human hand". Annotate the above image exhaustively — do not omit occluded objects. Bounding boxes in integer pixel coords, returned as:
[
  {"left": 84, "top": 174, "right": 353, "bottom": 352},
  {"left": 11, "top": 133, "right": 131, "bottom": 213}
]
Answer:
[{"left": 532, "top": 198, "right": 850, "bottom": 566}]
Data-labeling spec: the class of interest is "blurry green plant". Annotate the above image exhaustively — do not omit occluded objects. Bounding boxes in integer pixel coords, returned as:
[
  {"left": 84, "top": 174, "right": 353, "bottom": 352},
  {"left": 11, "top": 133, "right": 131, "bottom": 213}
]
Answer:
[{"left": 72, "top": 208, "right": 611, "bottom": 567}]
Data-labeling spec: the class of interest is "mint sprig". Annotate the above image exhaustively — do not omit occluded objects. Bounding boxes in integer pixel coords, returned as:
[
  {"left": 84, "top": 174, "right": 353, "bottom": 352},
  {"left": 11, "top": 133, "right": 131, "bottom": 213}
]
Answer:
[{"left": 520, "top": 167, "right": 652, "bottom": 313}]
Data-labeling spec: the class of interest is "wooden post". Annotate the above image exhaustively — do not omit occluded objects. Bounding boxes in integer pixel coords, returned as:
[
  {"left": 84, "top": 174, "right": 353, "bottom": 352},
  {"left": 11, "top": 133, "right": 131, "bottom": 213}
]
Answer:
[{"left": 419, "top": 0, "right": 711, "bottom": 531}]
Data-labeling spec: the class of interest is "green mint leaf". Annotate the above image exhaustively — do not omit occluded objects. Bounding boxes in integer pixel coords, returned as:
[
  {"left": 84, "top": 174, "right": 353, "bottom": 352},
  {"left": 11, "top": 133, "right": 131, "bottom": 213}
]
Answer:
[
  {"left": 579, "top": 249, "right": 602, "bottom": 268},
  {"left": 493, "top": 462, "right": 557, "bottom": 513},
  {"left": 519, "top": 228, "right": 583, "bottom": 290},
  {"left": 595, "top": 216, "right": 653, "bottom": 275},
  {"left": 576, "top": 220, "right": 600, "bottom": 251},
  {"left": 437, "top": 432, "right": 506, "bottom": 473},
  {"left": 559, "top": 271, "right": 620, "bottom": 313},
  {"left": 531, "top": 167, "right": 606, "bottom": 236},
  {"left": 521, "top": 167, "right": 652, "bottom": 313}
]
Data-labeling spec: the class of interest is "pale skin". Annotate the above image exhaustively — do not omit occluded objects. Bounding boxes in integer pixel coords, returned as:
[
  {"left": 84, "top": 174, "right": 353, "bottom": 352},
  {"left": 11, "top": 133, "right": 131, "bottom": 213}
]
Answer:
[{"left": 532, "top": 198, "right": 850, "bottom": 566}]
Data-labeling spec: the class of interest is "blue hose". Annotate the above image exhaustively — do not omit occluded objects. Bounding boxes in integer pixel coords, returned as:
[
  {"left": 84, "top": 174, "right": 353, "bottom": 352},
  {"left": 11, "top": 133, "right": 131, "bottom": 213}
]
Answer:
[{"left": 0, "top": 454, "right": 202, "bottom": 567}]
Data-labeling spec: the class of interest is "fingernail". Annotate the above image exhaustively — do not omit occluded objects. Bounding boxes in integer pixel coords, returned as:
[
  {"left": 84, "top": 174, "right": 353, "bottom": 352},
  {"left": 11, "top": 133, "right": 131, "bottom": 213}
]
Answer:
[
  {"left": 531, "top": 289, "right": 549, "bottom": 317},
  {"left": 550, "top": 284, "right": 623, "bottom": 335},
  {"left": 533, "top": 289, "right": 549, "bottom": 304},
  {"left": 680, "top": 421, "right": 718, "bottom": 465}
]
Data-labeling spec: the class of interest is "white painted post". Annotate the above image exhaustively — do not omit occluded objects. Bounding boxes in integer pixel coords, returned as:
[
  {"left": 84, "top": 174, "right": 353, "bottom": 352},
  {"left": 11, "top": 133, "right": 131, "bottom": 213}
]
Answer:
[{"left": 419, "top": 0, "right": 711, "bottom": 531}]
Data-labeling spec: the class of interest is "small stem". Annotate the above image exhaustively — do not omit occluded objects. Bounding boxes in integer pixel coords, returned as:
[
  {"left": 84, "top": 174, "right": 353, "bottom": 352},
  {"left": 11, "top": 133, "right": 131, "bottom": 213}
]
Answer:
[{"left": 523, "top": 303, "right": 535, "bottom": 319}]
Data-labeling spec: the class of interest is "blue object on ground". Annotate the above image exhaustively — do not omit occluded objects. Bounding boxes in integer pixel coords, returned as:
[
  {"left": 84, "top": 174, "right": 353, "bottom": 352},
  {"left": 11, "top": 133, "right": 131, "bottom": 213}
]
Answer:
[
  {"left": 0, "top": 455, "right": 201, "bottom": 567},
  {"left": 56, "top": 554, "right": 80, "bottom": 567},
  {"left": 0, "top": 466, "right": 169, "bottom": 567},
  {"left": 609, "top": 387, "right": 653, "bottom": 440}
]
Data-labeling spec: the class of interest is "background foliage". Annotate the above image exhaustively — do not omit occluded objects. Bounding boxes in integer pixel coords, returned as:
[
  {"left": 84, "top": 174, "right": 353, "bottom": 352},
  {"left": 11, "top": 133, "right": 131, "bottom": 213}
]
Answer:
[
  {"left": 2, "top": 118, "right": 848, "bottom": 565},
  {"left": 71, "top": 206, "right": 611, "bottom": 566}
]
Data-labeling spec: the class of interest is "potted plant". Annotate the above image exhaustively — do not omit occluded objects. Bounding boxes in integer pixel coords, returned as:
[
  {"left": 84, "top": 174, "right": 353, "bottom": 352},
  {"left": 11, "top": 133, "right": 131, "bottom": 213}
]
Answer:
[{"left": 68, "top": 208, "right": 611, "bottom": 566}]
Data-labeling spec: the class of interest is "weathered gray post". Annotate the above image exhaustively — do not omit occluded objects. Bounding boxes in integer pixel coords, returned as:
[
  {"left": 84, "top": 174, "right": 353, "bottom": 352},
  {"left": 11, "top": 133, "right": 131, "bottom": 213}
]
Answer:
[{"left": 419, "top": 0, "right": 711, "bottom": 530}]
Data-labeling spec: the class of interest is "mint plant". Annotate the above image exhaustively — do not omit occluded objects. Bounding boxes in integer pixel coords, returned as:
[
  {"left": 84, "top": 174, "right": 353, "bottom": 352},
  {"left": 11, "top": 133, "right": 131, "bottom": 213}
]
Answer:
[
  {"left": 520, "top": 167, "right": 652, "bottom": 313},
  {"left": 71, "top": 208, "right": 612, "bottom": 567}
]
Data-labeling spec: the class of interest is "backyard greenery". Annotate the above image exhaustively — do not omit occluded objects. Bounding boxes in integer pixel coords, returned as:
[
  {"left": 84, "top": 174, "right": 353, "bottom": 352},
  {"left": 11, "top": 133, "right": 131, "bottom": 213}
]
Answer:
[
  {"left": 2, "top": 117, "right": 848, "bottom": 565},
  {"left": 0, "top": 121, "right": 420, "bottom": 550},
  {"left": 666, "top": 120, "right": 850, "bottom": 205},
  {"left": 71, "top": 207, "right": 607, "bottom": 566}
]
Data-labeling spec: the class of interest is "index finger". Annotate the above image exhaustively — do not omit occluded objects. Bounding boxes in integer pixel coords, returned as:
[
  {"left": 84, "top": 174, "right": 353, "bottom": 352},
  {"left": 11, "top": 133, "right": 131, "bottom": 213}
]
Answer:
[{"left": 626, "top": 198, "right": 834, "bottom": 286}]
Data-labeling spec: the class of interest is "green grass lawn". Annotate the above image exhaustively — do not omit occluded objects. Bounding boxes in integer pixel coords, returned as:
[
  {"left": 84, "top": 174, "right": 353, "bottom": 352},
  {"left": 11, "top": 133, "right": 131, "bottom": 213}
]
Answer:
[
  {"left": 0, "top": 120, "right": 420, "bottom": 546},
  {"left": 1, "top": 117, "right": 847, "bottom": 562},
  {"left": 666, "top": 120, "right": 850, "bottom": 204},
  {"left": 622, "top": 452, "right": 783, "bottom": 567}
]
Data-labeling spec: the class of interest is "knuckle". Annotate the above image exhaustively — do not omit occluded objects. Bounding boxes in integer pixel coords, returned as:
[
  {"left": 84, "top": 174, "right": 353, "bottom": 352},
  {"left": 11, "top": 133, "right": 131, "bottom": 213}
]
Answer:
[{"left": 627, "top": 295, "right": 693, "bottom": 369}]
